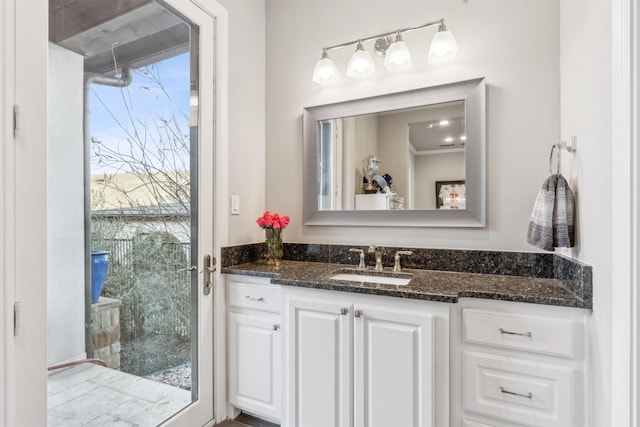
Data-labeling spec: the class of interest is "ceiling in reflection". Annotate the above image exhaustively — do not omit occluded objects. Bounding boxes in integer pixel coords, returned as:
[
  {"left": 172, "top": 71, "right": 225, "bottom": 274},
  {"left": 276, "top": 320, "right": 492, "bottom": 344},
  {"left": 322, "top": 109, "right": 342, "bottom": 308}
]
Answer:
[{"left": 408, "top": 116, "right": 465, "bottom": 152}]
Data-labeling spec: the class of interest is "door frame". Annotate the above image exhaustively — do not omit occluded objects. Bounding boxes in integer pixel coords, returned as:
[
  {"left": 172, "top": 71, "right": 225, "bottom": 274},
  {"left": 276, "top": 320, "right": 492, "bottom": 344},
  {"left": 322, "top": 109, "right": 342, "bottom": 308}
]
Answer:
[
  {"left": 0, "top": 0, "right": 12, "bottom": 424},
  {"left": 3, "top": 0, "right": 48, "bottom": 425},
  {"left": 1, "top": 0, "right": 229, "bottom": 425},
  {"left": 611, "top": 1, "right": 640, "bottom": 427}
]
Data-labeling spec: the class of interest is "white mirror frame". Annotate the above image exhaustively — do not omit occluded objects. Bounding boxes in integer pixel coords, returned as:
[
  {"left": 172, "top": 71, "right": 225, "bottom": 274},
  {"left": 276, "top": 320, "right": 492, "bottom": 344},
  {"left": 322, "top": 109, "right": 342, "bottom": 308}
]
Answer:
[{"left": 303, "top": 77, "right": 486, "bottom": 227}]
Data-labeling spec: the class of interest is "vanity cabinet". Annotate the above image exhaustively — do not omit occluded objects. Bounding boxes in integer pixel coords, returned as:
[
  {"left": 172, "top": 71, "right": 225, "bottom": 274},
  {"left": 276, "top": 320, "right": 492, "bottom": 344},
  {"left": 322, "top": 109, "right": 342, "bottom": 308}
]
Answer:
[
  {"left": 226, "top": 275, "right": 282, "bottom": 423},
  {"left": 451, "top": 298, "right": 590, "bottom": 427},
  {"left": 283, "top": 287, "right": 449, "bottom": 427}
]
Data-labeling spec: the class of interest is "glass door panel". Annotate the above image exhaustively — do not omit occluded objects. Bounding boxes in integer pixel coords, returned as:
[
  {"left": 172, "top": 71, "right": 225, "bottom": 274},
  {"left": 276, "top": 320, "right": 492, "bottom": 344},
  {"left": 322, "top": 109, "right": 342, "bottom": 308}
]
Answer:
[{"left": 47, "top": 1, "right": 215, "bottom": 425}]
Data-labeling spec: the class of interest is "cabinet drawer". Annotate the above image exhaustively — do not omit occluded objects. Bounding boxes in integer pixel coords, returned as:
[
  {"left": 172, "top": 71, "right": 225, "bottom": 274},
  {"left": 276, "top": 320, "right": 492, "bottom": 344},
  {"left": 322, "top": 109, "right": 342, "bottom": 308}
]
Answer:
[
  {"left": 464, "top": 350, "right": 574, "bottom": 427},
  {"left": 463, "top": 309, "right": 574, "bottom": 357},
  {"left": 229, "top": 282, "right": 281, "bottom": 313}
]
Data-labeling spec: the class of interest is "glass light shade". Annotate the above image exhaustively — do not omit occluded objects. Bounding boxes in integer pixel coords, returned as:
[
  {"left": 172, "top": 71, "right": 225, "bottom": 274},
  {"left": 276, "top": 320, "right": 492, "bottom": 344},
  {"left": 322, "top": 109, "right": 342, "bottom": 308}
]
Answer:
[
  {"left": 384, "top": 40, "right": 412, "bottom": 71},
  {"left": 428, "top": 30, "right": 458, "bottom": 63},
  {"left": 312, "top": 56, "right": 340, "bottom": 85},
  {"left": 346, "top": 46, "right": 375, "bottom": 78}
]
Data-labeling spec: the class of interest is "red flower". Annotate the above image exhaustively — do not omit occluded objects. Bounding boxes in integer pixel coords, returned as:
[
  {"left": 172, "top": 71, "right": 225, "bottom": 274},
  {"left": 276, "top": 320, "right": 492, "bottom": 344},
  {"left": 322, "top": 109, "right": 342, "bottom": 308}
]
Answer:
[{"left": 256, "top": 211, "right": 290, "bottom": 230}]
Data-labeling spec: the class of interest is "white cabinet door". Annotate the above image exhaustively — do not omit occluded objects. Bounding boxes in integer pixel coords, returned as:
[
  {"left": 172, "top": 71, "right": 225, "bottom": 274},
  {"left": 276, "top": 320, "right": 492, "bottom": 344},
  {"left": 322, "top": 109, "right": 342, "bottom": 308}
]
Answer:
[
  {"left": 287, "top": 297, "right": 352, "bottom": 427},
  {"left": 286, "top": 290, "right": 447, "bottom": 427},
  {"left": 353, "top": 304, "right": 435, "bottom": 427},
  {"left": 228, "top": 312, "right": 281, "bottom": 421}
]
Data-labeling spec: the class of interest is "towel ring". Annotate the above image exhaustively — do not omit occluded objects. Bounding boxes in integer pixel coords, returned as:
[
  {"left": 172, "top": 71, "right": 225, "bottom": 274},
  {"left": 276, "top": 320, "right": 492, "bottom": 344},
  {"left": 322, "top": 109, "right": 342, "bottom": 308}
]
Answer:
[
  {"left": 548, "top": 137, "right": 577, "bottom": 175},
  {"left": 549, "top": 144, "right": 561, "bottom": 175}
]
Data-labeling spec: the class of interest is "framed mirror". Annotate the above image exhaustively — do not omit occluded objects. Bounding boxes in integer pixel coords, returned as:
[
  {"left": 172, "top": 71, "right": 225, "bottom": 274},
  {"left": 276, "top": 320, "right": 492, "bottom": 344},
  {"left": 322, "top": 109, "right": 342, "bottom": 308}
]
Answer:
[{"left": 303, "top": 78, "right": 486, "bottom": 227}]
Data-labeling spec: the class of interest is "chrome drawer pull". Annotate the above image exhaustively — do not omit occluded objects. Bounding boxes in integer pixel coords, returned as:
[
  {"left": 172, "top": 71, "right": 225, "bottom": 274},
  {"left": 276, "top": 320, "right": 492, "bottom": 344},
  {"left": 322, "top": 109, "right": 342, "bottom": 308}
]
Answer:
[
  {"left": 340, "top": 307, "right": 349, "bottom": 315},
  {"left": 499, "top": 327, "right": 532, "bottom": 338},
  {"left": 500, "top": 386, "right": 532, "bottom": 399},
  {"left": 245, "top": 296, "right": 265, "bottom": 302}
]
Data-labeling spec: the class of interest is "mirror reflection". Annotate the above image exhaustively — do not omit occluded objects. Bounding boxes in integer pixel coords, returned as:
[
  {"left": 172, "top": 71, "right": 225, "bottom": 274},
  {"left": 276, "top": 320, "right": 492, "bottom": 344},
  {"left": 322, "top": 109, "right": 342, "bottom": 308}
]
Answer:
[
  {"left": 303, "top": 78, "right": 485, "bottom": 227},
  {"left": 318, "top": 100, "right": 465, "bottom": 211}
]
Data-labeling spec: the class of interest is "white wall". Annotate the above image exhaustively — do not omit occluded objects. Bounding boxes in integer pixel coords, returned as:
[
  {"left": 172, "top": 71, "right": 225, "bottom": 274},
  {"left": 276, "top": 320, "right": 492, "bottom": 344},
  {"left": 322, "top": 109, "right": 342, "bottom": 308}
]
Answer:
[
  {"left": 342, "top": 117, "right": 356, "bottom": 209},
  {"left": 352, "top": 115, "right": 378, "bottom": 195},
  {"left": 353, "top": 115, "right": 378, "bottom": 174},
  {"left": 377, "top": 113, "right": 411, "bottom": 202},
  {"left": 559, "top": 2, "right": 612, "bottom": 426},
  {"left": 47, "top": 43, "right": 86, "bottom": 365},
  {"left": 415, "top": 151, "right": 465, "bottom": 209},
  {"left": 265, "top": 0, "right": 560, "bottom": 248},
  {"left": 220, "top": 0, "right": 266, "bottom": 245}
]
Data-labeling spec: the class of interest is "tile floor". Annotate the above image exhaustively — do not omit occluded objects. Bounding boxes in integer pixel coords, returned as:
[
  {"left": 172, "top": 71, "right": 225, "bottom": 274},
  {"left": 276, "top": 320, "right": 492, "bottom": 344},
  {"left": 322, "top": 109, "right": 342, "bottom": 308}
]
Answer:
[{"left": 48, "top": 363, "right": 192, "bottom": 426}]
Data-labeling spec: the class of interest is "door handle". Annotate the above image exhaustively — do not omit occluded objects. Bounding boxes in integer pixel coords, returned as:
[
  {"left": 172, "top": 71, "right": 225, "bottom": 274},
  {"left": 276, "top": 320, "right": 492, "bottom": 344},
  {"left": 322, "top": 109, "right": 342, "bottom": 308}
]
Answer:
[{"left": 202, "top": 254, "right": 216, "bottom": 295}]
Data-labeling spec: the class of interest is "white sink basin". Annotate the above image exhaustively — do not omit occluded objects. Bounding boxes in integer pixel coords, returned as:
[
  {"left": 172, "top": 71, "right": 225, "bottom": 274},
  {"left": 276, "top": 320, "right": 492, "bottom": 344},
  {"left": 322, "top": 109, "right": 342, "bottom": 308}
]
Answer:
[{"left": 329, "top": 273, "right": 412, "bottom": 286}]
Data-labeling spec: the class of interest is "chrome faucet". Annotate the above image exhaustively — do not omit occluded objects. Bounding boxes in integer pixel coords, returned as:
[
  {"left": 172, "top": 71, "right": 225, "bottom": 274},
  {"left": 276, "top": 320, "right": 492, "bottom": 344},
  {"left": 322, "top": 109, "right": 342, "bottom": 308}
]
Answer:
[
  {"left": 349, "top": 248, "right": 366, "bottom": 269},
  {"left": 368, "top": 245, "right": 384, "bottom": 271},
  {"left": 393, "top": 250, "right": 413, "bottom": 272}
]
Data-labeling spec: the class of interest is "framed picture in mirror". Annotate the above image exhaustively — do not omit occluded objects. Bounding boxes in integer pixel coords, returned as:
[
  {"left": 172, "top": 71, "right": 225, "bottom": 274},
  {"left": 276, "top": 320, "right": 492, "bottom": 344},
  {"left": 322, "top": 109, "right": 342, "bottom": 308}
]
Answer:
[{"left": 436, "top": 180, "right": 465, "bottom": 209}]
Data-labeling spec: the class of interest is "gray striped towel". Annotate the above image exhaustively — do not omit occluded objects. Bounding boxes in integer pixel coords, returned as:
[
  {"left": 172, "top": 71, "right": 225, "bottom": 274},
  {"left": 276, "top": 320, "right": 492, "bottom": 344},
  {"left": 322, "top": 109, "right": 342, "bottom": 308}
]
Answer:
[{"left": 526, "top": 174, "right": 575, "bottom": 251}]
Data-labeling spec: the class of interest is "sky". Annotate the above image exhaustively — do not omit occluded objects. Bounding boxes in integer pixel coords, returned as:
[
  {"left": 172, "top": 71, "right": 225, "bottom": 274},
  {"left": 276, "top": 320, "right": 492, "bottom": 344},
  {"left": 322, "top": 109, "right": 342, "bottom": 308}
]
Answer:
[{"left": 90, "top": 52, "right": 191, "bottom": 175}]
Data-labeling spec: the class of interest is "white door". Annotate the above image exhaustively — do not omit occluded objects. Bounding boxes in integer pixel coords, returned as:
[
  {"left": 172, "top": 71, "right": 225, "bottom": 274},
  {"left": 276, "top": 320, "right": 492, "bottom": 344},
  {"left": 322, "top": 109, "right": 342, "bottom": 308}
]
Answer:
[
  {"left": 287, "top": 296, "right": 353, "bottom": 427},
  {"left": 228, "top": 312, "right": 281, "bottom": 420},
  {"left": 4, "top": 0, "right": 225, "bottom": 425},
  {"left": 353, "top": 304, "right": 435, "bottom": 427}
]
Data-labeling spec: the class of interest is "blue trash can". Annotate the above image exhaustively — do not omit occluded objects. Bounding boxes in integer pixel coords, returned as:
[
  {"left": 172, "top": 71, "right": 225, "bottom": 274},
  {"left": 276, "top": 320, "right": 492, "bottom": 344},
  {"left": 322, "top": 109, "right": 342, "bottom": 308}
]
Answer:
[{"left": 91, "top": 251, "right": 109, "bottom": 303}]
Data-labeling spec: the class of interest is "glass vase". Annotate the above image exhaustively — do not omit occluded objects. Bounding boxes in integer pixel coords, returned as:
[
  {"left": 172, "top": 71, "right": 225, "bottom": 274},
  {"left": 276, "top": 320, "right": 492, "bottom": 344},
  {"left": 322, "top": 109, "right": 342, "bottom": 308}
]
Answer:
[{"left": 265, "top": 228, "right": 283, "bottom": 266}]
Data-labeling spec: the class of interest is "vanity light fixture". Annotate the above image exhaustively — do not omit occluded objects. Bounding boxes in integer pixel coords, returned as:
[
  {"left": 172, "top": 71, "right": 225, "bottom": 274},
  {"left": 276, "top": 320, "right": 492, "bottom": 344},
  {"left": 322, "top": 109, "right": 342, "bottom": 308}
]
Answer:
[
  {"left": 428, "top": 21, "right": 458, "bottom": 63},
  {"left": 383, "top": 32, "right": 412, "bottom": 71},
  {"left": 346, "top": 40, "right": 376, "bottom": 78},
  {"left": 312, "top": 18, "right": 457, "bottom": 85},
  {"left": 312, "top": 48, "right": 340, "bottom": 85}
]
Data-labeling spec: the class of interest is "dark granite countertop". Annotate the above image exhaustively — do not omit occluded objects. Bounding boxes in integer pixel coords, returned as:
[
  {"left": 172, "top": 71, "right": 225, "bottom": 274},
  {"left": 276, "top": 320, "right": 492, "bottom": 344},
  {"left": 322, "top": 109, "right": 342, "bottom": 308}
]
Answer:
[{"left": 222, "top": 260, "right": 590, "bottom": 309}]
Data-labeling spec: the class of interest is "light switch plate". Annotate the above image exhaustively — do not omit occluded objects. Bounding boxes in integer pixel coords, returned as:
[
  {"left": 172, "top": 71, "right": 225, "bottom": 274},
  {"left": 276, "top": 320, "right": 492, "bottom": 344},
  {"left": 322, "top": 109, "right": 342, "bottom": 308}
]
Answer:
[{"left": 231, "top": 195, "right": 240, "bottom": 215}]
